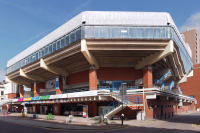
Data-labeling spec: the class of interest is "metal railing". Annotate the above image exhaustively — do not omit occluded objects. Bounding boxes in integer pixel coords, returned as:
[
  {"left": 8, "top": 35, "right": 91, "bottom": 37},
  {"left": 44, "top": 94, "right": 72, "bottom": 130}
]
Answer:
[{"left": 102, "top": 95, "right": 143, "bottom": 118}]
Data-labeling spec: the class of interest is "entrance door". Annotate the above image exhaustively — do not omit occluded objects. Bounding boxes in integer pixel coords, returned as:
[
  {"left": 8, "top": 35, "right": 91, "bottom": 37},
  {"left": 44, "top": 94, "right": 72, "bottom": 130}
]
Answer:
[
  {"left": 161, "top": 105, "right": 163, "bottom": 117},
  {"left": 112, "top": 81, "right": 122, "bottom": 92}
]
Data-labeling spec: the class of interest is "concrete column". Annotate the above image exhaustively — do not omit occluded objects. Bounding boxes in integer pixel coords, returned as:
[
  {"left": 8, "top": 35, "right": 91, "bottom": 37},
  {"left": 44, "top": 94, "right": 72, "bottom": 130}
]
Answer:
[
  {"left": 89, "top": 65, "right": 97, "bottom": 91},
  {"left": 85, "top": 101, "right": 98, "bottom": 117},
  {"left": 143, "top": 66, "right": 153, "bottom": 88},
  {"left": 53, "top": 103, "right": 61, "bottom": 115},
  {"left": 20, "top": 85, "right": 24, "bottom": 98},
  {"left": 32, "top": 104, "right": 40, "bottom": 114},
  {"left": 56, "top": 76, "right": 63, "bottom": 94}
]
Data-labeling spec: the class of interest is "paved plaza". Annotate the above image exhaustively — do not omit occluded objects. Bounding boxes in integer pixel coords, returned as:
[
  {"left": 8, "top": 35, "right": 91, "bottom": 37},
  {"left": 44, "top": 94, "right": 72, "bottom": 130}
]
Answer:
[{"left": 0, "top": 112, "right": 200, "bottom": 132}]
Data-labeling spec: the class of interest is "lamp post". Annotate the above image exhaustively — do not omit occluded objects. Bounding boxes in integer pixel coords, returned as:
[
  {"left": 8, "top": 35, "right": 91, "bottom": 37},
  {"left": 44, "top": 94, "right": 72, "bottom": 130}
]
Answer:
[{"left": 120, "top": 83, "right": 127, "bottom": 126}]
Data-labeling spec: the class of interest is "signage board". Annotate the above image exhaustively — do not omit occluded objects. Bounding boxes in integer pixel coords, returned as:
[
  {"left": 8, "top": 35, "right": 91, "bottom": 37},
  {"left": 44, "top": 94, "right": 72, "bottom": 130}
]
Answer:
[
  {"left": 46, "top": 79, "right": 56, "bottom": 89},
  {"left": 34, "top": 83, "right": 36, "bottom": 93},
  {"left": 49, "top": 90, "right": 97, "bottom": 99}
]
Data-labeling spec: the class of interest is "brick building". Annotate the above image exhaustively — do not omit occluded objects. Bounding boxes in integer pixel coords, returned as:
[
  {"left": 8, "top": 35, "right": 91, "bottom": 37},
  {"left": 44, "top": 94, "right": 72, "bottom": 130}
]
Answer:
[{"left": 1, "top": 11, "right": 196, "bottom": 120}]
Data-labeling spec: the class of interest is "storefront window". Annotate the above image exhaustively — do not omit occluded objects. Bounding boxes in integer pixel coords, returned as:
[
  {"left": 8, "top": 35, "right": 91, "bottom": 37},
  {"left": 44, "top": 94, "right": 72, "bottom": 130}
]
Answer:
[
  {"left": 53, "top": 43, "right": 56, "bottom": 52},
  {"left": 49, "top": 44, "right": 52, "bottom": 54},
  {"left": 61, "top": 38, "right": 65, "bottom": 48}
]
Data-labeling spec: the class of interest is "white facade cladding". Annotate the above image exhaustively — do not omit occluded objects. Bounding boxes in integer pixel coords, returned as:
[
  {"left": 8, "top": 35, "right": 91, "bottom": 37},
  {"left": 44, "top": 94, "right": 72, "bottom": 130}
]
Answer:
[
  {"left": 4, "top": 83, "right": 19, "bottom": 95},
  {"left": 7, "top": 11, "right": 191, "bottom": 67}
]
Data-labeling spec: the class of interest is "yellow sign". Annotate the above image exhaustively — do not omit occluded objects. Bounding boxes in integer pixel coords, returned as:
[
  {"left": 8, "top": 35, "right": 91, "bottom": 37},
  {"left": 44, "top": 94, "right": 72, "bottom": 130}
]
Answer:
[{"left": 23, "top": 97, "right": 31, "bottom": 101}]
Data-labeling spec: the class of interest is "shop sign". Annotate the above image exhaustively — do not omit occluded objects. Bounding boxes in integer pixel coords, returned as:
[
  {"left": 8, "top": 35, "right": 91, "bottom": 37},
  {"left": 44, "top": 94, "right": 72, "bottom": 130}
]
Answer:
[
  {"left": 49, "top": 94, "right": 63, "bottom": 99},
  {"left": 31, "top": 97, "right": 40, "bottom": 101},
  {"left": 23, "top": 97, "right": 31, "bottom": 101},
  {"left": 40, "top": 95, "right": 50, "bottom": 100},
  {"left": 12, "top": 99, "right": 18, "bottom": 102},
  {"left": 64, "top": 90, "right": 97, "bottom": 98},
  {"left": 64, "top": 99, "right": 67, "bottom": 103},
  {"left": 47, "top": 100, "right": 50, "bottom": 103},
  {"left": 18, "top": 98, "right": 24, "bottom": 102},
  {"left": 60, "top": 100, "right": 63, "bottom": 103}
]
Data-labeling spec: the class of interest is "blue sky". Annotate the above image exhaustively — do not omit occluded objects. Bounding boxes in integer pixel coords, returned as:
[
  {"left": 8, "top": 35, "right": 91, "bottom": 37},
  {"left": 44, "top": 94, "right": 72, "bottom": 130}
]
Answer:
[{"left": 1, "top": 0, "right": 200, "bottom": 81}]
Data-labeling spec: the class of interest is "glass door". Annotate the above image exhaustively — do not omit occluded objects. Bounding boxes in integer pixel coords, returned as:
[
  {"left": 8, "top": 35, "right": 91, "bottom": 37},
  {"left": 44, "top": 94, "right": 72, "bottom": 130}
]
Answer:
[{"left": 112, "top": 81, "right": 122, "bottom": 92}]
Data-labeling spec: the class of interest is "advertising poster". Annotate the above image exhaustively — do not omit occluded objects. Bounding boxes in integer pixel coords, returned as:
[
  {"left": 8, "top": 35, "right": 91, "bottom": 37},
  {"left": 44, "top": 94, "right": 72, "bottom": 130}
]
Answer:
[
  {"left": 55, "top": 105, "right": 58, "bottom": 113},
  {"left": 83, "top": 105, "right": 88, "bottom": 118},
  {"left": 56, "top": 78, "right": 59, "bottom": 90}
]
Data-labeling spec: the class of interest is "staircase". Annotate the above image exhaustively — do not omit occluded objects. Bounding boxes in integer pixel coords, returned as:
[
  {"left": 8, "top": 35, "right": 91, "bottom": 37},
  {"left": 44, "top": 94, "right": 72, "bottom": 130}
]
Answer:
[{"left": 102, "top": 95, "right": 143, "bottom": 119}]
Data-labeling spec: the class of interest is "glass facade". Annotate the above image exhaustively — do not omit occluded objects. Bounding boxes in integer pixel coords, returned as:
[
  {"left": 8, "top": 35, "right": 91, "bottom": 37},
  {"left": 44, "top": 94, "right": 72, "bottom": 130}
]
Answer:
[{"left": 6, "top": 26, "right": 193, "bottom": 75}]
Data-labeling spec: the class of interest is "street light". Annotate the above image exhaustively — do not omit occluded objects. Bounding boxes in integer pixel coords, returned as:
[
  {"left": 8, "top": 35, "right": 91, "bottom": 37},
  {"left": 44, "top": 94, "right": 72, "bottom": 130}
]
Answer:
[{"left": 120, "top": 83, "right": 127, "bottom": 126}]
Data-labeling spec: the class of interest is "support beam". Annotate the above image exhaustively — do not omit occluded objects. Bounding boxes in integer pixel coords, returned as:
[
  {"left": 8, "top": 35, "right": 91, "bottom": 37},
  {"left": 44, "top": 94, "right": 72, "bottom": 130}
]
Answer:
[
  {"left": 20, "top": 69, "right": 45, "bottom": 82},
  {"left": 6, "top": 76, "right": 31, "bottom": 87},
  {"left": 81, "top": 39, "right": 99, "bottom": 69},
  {"left": 135, "top": 40, "right": 174, "bottom": 69},
  {"left": 40, "top": 58, "right": 68, "bottom": 76}
]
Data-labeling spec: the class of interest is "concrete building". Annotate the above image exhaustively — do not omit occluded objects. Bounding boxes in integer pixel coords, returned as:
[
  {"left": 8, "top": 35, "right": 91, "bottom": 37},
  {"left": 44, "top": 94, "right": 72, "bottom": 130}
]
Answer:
[
  {"left": 1, "top": 11, "right": 196, "bottom": 120},
  {"left": 181, "top": 29, "right": 200, "bottom": 64},
  {"left": 0, "top": 83, "right": 5, "bottom": 111}
]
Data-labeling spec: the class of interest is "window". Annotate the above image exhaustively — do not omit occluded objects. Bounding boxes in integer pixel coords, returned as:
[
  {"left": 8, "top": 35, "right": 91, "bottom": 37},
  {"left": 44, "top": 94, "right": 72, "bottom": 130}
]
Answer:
[
  {"left": 196, "top": 38, "right": 197, "bottom": 40},
  {"left": 162, "top": 27, "right": 170, "bottom": 39},
  {"left": 45, "top": 46, "right": 49, "bottom": 56},
  {"left": 103, "top": 27, "right": 111, "bottom": 38},
  {"left": 129, "top": 27, "right": 136, "bottom": 38},
  {"left": 120, "top": 27, "right": 128, "bottom": 38},
  {"left": 112, "top": 27, "right": 120, "bottom": 38},
  {"left": 137, "top": 27, "right": 145, "bottom": 38},
  {"left": 76, "top": 28, "right": 81, "bottom": 41},
  {"left": 53, "top": 43, "right": 56, "bottom": 52},
  {"left": 61, "top": 38, "right": 65, "bottom": 48},
  {"left": 85, "top": 26, "right": 91, "bottom": 38},
  {"left": 1, "top": 91, "right": 4, "bottom": 95},
  {"left": 94, "top": 26, "right": 102, "bottom": 38},
  {"left": 1, "top": 98, "right": 3, "bottom": 100},
  {"left": 65, "top": 34, "right": 70, "bottom": 46},
  {"left": 196, "top": 56, "right": 197, "bottom": 58},
  {"left": 196, "top": 42, "right": 197, "bottom": 45},
  {"left": 70, "top": 31, "right": 75, "bottom": 43},
  {"left": 146, "top": 27, "right": 153, "bottom": 39},
  {"left": 56, "top": 40, "right": 60, "bottom": 50},
  {"left": 49, "top": 44, "right": 52, "bottom": 54},
  {"left": 196, "top": 47, "right": 197, "bottom": 49}
]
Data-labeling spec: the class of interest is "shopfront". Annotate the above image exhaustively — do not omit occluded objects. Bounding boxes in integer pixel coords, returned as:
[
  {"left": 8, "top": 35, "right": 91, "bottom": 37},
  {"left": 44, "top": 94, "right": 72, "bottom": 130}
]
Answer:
[{"left": 61, "top": 103, "right": 84, "bottom": 116}]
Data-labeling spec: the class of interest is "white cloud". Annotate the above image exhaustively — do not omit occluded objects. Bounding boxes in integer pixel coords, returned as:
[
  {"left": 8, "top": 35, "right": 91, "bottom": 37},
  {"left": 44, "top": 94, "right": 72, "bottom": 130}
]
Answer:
[
  {"left": 180, "top": 12, "right": 200, "bottom": 37},
  {"left": 0, "top": 69, "right": 5, "bottom": 82}
]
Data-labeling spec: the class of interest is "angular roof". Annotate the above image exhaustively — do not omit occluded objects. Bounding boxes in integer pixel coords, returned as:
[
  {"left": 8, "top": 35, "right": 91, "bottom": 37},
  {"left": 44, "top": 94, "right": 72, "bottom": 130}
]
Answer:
[{"left": 7, "top": 11, "right": 177, "bottom": 67}]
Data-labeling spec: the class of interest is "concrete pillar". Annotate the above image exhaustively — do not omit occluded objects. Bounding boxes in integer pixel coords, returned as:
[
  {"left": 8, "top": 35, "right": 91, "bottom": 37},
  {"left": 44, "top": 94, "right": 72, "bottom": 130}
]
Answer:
[
  {"left": 85, "top": 101, "right": 98, "bottom": 117},
  {"left": 143, "top": 66, "right": 153, "bottom": 88},
  {"left": 89, "top": 66, "right": 97, "bottom": 91},
  {"left": 32, "top": 104, "right": 40, "bottom": 114},
  {"left": 20, "top": 85, "right": 24, "bottom": 98},
  {"left": 53, "top": 103, "right": 61, "bottom": 115},
  {"left": 56, "top": 76, "right": 63, "bottom": 94}
]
